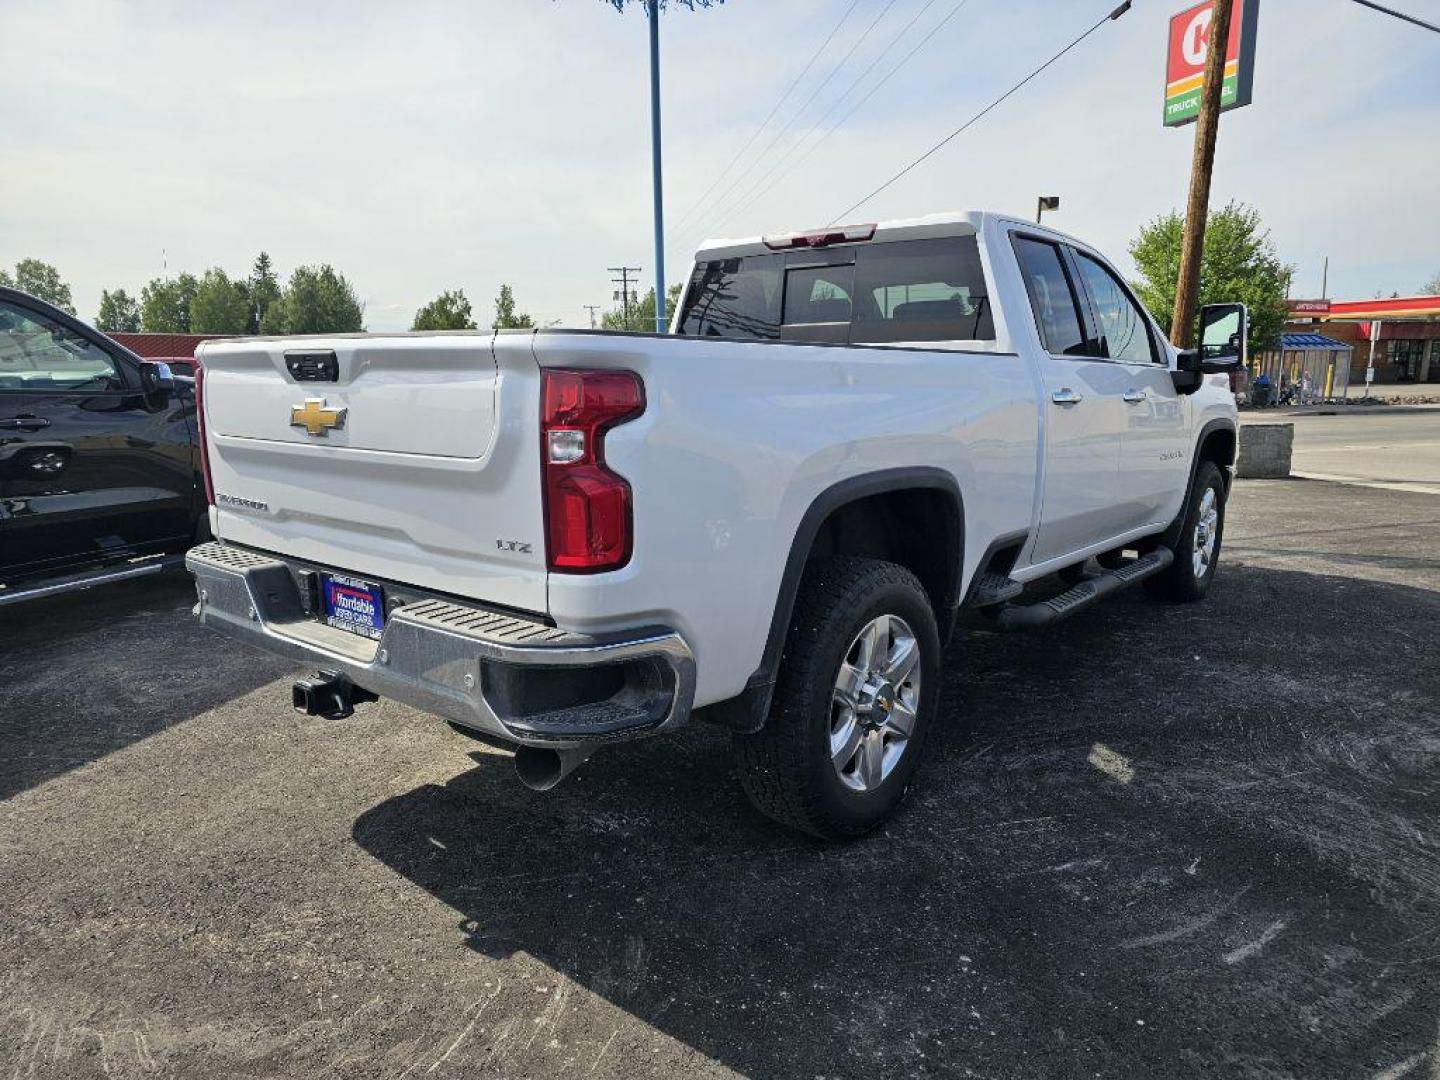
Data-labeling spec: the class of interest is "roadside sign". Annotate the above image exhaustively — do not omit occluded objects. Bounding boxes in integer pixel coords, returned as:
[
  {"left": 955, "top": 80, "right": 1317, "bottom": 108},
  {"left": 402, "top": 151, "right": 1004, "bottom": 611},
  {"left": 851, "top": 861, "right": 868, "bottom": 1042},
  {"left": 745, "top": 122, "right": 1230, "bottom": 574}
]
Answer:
[
  {"left": 1364, "top": 319, "right": 1381, "bottom": 396},
  {"left": 1164, "top": 0, "right": 1260, "bottom": 128},
  {"left": 1286, "top": 299, "right": 1331, "bottom": 316}
]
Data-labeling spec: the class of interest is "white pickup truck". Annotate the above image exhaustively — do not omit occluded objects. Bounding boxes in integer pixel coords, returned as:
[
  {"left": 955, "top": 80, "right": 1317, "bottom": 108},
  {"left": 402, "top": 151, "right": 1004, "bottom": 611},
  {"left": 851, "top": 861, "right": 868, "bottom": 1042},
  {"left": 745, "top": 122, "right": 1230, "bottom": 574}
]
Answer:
[{"left": 187, "top": 211, "right": 1242, "bottom": 838}]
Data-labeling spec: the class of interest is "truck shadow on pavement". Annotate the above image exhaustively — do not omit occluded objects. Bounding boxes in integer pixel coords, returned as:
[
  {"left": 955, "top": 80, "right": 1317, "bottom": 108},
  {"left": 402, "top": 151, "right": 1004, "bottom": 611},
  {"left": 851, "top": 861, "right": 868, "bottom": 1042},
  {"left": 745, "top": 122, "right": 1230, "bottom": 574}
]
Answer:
[
  {"left": 351, "top": 562, "right": 1440, "bottom": 1079},
  {"left": 0, "top": 572, "right": 294, "bottom": 801}
]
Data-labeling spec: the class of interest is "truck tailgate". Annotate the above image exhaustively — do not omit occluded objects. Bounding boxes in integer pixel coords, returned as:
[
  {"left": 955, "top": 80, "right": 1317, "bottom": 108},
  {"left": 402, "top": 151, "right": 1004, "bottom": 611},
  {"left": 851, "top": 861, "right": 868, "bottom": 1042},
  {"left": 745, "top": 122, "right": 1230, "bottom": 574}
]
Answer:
[{"left": 199, "top": 332, "right": 548, "bottom": 614}]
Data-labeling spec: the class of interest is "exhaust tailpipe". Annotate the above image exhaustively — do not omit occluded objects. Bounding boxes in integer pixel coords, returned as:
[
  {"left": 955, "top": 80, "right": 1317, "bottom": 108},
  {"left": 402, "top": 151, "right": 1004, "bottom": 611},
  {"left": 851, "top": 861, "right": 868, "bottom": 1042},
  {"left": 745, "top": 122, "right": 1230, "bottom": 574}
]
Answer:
[{"left": 514, "top": 745, "right": 595, "bottom": 792}]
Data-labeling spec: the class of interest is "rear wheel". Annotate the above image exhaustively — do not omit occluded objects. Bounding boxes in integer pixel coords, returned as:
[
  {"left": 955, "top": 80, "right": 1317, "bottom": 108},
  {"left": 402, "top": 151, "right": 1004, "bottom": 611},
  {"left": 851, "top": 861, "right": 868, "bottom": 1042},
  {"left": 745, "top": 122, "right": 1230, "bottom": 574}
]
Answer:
[
  {"left": 1144, "top": 461, "right": 1226, "bottom": 603},
  {"left": 733, "top": 557, "right": 940, "bottom": 840}
]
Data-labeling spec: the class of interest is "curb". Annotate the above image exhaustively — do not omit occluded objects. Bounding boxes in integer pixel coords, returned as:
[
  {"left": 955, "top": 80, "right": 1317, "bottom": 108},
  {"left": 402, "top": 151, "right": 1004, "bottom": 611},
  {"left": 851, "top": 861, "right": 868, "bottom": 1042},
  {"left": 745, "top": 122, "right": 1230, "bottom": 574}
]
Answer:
[{"left": 1239, "top": 404, "right": 1440, "bottom": 419}]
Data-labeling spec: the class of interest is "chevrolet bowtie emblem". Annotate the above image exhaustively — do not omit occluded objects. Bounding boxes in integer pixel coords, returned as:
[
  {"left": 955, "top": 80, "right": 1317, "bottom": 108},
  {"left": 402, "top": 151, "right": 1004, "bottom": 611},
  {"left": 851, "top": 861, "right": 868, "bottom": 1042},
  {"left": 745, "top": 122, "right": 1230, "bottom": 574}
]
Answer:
[{"left": 290, "top": 398, "right": 347, "bottom": 437}]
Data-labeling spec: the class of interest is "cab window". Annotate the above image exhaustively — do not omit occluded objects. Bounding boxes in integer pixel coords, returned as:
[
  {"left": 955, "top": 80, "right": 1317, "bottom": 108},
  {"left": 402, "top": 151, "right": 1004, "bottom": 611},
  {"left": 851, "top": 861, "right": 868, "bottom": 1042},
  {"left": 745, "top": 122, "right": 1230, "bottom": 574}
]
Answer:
[
  {"left": 782, "top": 265, "right": 854, "bottom": 326},
  {"left": 678, "top": 256, "right": 782, "bottom": 339},
  {"left": 1073, "top": 252, "right": 1158, "bottom": 365},
  {"left": 1011, "top": 236, "right": 1087, "bottom": 356},
  {"left": 0, "top": 300, "right": 124, "bottom": 391},
  {"left": 851, "top": 237, "right": 993, "bottom": 343},
  {"left": 679, "top": 235, "right": 995, "bottom": 346}
]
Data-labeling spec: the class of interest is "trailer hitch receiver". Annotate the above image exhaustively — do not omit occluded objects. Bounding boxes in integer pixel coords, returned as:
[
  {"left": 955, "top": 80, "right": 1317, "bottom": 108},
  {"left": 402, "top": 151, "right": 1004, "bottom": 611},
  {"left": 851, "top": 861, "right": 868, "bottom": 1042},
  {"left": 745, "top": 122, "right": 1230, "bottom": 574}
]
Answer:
[{"left": 292, "top": 670, "right": 379, "bottom": 719}]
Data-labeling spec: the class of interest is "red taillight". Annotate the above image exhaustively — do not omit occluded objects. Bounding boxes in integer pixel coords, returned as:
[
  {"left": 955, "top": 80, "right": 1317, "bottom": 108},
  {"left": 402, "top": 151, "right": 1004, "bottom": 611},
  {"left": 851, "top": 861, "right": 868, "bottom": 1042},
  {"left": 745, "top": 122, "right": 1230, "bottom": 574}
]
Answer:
[
  {"left": 541, "top": 369, "right": 644, "bottom": 573},
  {"left": 193, "top": 362, "right": 215, "bottom": 506}
]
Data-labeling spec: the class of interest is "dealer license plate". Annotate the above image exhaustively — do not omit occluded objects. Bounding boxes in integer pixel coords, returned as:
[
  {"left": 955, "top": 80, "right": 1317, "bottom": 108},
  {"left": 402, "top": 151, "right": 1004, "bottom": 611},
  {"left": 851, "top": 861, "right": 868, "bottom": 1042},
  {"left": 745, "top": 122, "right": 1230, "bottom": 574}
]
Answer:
[{"left": 320, "top": 573, "right": 385, "bottom": 640}]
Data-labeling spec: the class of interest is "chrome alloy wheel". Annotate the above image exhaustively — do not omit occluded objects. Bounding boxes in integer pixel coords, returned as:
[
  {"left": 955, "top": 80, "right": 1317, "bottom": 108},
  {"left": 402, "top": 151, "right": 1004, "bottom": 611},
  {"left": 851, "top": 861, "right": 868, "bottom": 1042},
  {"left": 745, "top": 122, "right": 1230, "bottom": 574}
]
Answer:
[
  {"left": 829, "top": 614, "right": 921, "bottom": 793},
  {"left": 1192, "top": 486, "right": 1219, "bottom": 580}
]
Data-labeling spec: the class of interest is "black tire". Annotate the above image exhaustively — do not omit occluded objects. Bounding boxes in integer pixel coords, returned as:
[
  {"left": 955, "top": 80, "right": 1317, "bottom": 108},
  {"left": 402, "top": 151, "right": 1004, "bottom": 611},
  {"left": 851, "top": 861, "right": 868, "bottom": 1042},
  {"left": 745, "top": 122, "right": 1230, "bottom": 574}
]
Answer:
[
  {"left": 1144, "top": 461, "right": 1226, "bottom": 603},
  {"left": 733, "top": 556, "right": 941, "bottom": 840}
]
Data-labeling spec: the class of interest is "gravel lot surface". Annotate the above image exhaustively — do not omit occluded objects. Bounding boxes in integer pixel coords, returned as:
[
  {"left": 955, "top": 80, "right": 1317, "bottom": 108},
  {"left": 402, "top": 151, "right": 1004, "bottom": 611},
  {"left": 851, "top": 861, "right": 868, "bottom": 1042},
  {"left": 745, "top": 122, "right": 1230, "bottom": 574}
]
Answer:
[{"left": 2, "top": 479, "right": 1437, "bottom": 1079}]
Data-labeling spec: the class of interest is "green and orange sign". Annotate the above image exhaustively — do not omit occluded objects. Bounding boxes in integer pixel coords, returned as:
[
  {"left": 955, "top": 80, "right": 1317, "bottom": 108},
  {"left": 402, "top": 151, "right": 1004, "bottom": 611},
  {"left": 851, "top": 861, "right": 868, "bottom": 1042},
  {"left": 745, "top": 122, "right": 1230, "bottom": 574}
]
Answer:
[{"left": 1164, "top": 0, "right": 1259, "bottom": 127}]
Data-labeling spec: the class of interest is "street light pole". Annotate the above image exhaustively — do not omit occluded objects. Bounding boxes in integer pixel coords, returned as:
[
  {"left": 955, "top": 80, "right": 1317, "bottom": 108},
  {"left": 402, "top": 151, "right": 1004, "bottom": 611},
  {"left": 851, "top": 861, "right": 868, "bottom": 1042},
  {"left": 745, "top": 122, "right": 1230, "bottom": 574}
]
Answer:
[{"left": 647, "top": 1, "right": 667, "bottom": 334}]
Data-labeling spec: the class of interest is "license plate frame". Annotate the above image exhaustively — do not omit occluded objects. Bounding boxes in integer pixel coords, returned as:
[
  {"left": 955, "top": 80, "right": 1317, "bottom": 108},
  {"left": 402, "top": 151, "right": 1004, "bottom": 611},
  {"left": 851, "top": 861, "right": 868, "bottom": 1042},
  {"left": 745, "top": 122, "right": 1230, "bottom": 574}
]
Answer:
[{"left": 319, "top": 573, "right": 386, "bottom": 640}]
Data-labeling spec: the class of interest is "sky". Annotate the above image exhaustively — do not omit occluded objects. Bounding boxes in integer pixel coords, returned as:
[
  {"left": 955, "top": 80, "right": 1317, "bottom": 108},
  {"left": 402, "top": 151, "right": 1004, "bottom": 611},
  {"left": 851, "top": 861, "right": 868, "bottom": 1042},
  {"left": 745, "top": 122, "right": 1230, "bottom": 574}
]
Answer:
[{"left": 3, "top": 0, "right": 1438, "bottom": 331}]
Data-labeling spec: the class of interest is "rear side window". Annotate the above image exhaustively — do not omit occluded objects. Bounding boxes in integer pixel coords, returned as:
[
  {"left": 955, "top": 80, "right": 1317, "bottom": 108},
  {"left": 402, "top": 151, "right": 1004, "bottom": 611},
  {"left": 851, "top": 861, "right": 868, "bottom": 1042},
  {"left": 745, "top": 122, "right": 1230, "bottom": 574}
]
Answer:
[
  {"left": 1011, "top": 237, "right": 1087, "bottom": 356},
  {"left": 678, "top": 235, "right": 994, "bottom": 346},
  {"left": 678, "top": 257, "right": 782, "bottom": 339},
  {"left": 851, "top": 237, "right": 993, "bottom": 342}
]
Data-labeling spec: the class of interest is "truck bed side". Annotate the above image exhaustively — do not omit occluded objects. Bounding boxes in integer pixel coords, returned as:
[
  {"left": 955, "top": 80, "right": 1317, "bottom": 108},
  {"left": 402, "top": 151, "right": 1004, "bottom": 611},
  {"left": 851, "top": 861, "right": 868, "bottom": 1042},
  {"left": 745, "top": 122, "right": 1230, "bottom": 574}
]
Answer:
[{"left": 519, "top": 330, "right": 1039, "bottom": 707}]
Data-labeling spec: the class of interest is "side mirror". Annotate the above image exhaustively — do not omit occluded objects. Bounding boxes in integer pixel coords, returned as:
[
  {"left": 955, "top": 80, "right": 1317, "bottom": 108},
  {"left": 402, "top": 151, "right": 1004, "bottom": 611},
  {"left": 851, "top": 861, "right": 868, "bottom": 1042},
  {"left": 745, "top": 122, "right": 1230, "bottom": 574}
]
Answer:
[
  {"left": 1197, "top": 302, "right": 1247, "bottom": 373},
  {"left": 1172, "top": 303, "right": 1246, "bottom": 395},
  {"left": 140, "top": 360, "right": 176, "bottom": 399}
]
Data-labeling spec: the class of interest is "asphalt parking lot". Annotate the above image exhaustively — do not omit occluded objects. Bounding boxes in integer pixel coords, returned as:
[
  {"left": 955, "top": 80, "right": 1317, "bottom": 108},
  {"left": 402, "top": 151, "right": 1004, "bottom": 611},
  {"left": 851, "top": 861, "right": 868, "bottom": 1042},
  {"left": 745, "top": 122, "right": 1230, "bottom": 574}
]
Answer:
[{"left": 2, "top": 478, "right": 1438, "bottom": 1080}]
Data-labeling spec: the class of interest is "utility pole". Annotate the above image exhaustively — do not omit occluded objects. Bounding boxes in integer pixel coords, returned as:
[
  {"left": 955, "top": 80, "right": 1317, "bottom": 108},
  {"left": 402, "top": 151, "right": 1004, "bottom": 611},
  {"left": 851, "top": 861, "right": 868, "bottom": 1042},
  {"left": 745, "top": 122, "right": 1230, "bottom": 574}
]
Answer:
[
  {"left": 1168, "top": 0, "right": 1235, "bottom": 349},
  {"left": 609, "top": 266, "right": 642, "bottom": 327},
  {"left": 1321, "top": 255, "right": 1329, "bottom": 299},
  {"left": 583, "top": 304, "right": 601, "bottom": 329}
]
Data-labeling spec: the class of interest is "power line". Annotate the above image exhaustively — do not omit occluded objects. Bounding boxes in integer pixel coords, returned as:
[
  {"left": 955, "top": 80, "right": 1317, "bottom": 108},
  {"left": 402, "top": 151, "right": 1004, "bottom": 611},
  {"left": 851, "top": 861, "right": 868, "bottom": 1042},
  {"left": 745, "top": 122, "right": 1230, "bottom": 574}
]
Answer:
[
  {"left": 828, "top": 1, "right": 1132, "bottom": 224},
  {"left": 1349, "top": 0, "right": 1440, "bottom": 33},
  {"left": 712, "top": 0, "right": 975, "bottom": 236},
  {"left": 682, "top": 0, "right": 904, "bottom": 244},
  {"left": 664, "top": 0, "right": 864, "bottom": 240},
  {"left": 692, "top": 0, "right": 946, "bottom": 243}
]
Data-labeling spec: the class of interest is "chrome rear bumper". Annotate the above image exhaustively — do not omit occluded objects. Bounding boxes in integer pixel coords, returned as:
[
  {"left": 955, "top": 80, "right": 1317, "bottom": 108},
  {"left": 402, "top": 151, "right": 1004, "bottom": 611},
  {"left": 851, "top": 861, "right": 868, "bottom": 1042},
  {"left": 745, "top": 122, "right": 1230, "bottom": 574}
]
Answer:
[{"left": 185, "top": 542, "right": 696, "bottom": 747}]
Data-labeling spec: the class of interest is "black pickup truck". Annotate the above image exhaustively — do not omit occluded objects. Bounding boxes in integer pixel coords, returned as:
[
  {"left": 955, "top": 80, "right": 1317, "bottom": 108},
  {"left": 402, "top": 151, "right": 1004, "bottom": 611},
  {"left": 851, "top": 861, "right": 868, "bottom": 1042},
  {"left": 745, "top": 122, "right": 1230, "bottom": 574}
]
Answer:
[{"left": 0, "top": 287, "right": 206, "bottom": 605}]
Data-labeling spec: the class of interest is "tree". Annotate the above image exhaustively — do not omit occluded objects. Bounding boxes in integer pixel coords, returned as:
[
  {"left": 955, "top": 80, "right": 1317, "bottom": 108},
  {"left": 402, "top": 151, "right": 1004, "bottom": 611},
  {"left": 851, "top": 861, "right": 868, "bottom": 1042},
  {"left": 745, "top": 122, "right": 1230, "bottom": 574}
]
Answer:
[
  {"left": 262, "top": 265, "right": 364, "bottom": 335},
  {"left": 412, "top": 289, "right": 478, "bottom": 331},
  {"left": 1129, "top": 201, "right": 1292, "bottom": 356},
  {"left": 492, "top": 284, "right": 535, "bottom": 330},
  {"left": 8, "top": 258, "right": 75, "bottom": 313},
  {"left": 190, "top": 269, "right": 253, "bottom": 334},
  {"left": 248, "top": 252, "right": 281, "bottom": 334},
  {"left": 96, "top": 289, "right": 141, "bottom": 332},
  {"left": 140, "top": 273, "right": 200, "bottom": 332},
  {"left": 0, "top": 267, "right": 10, "bottom": 288},
  {"left": 1422, "top": 271, "right": 1440, "bottom": 295},
  {"left": 601, "top": 282, "right": 681, "bottom": 331}
]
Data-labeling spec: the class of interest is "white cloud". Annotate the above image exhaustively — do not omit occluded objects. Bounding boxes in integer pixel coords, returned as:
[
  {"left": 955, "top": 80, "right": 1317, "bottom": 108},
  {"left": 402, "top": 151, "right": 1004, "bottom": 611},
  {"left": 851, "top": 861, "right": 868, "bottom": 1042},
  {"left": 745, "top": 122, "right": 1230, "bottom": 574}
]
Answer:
[{"left": 2, "top": 0, "right": 1436, "bottom": 330}]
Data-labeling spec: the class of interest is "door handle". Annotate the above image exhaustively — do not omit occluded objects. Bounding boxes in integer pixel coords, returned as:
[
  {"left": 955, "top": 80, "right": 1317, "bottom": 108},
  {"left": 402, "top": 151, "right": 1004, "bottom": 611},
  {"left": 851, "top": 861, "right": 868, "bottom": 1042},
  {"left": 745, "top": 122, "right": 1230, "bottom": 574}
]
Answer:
[
  {"left": 1122, "top": 389, "right": 1147, "bottom": 403},
  {"left": 1050, "top": 388, "right": 1083, "bottom": 406},
  {"left": 1, "top": 415, "right": 51, "bottom": 431}
]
